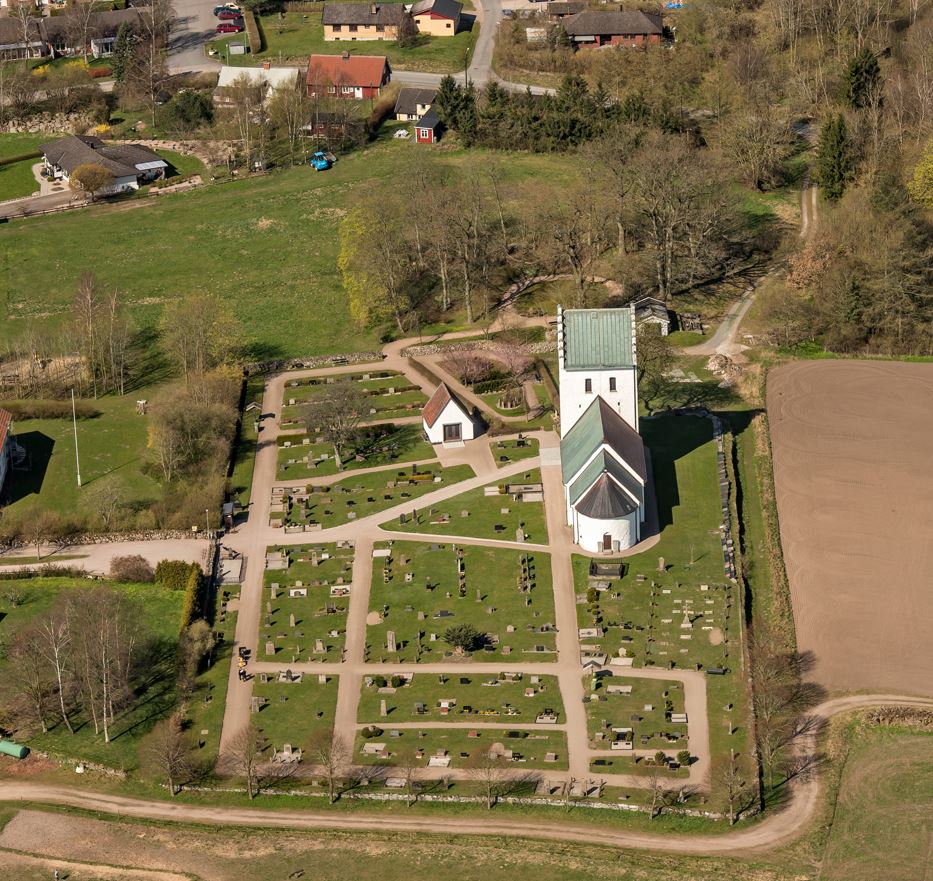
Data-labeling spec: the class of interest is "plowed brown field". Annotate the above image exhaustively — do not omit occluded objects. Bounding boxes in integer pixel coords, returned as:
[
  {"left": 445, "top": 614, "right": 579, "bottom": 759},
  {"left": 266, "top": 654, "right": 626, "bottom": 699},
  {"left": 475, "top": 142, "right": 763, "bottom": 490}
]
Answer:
[{"left": 768, "top": 361, "right": 933, "bottom": 695}]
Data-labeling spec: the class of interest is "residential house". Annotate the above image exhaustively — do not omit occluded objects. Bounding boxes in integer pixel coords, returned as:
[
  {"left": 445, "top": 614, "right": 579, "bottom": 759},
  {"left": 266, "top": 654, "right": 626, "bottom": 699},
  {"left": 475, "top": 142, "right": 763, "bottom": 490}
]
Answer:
[
  {"left": 394, "top": 86, "right": 437, "bottom": 121},
  {"left": 546, "top": 1, "right": 585, "bottom": 22},
  {"left": 306, "top": 52, "right": 391, "bottom": 99},
  {"left": 415, "top": 107, "right": 442, "bottom": 143},
  {"left": 0, "top": 15, "right": 45, "bottom": 60},
  {"left": 213, "top": 62, "right": 302, "bottom": 107},
  {"left": 322, "top": 2, "right": 406, "bottom": 40},
  {"left": 422, "top": 383, "right": 478, "bottom": 444},
  {"left": 409, "top": 0, "right": 463, "bottom": 36},
  {"left": 561, "top": 10, "right": 663, "bottom": 47},
  {"left": 558, "top": 306, "right": 647, "bottom": 553},
  {"left": 40, "top": 135, "right": 168, "bottom": 194},
  {"left": 42, "top": 8, "right": 144, "bottom": 57},
  {"left": 633, "top": 296, "right": 671, "bottom": 336}
]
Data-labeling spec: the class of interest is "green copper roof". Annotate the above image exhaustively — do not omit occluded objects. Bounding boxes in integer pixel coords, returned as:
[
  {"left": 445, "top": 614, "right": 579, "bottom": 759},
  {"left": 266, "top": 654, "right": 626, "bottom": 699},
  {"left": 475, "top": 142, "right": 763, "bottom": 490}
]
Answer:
[
  {"left": 561, "top": 397, "right": 647, "bottom": 486},
  {"left": 562, "top": 307, "right": 634, "bottom": 370},
  {"left": 568, "top": 449, "right": 644, "bottom": 508}
]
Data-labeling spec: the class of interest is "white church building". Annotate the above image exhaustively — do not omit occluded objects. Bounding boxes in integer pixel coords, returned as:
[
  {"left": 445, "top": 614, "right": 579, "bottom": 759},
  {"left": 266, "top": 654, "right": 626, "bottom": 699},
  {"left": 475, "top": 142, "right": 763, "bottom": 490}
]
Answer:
[
  {"left": 558, "top": 306, "right": 648, "bottom": 553},
  {"left": 422, "top": 382, "right": 478, "bottom": 444}
]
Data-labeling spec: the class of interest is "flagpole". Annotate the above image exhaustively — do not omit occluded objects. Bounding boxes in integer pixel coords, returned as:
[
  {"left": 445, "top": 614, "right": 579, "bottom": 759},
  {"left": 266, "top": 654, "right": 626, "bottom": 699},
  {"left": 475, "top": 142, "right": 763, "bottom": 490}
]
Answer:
[{"left": 71, "top": 388, "right": 82, "bottom": 487}]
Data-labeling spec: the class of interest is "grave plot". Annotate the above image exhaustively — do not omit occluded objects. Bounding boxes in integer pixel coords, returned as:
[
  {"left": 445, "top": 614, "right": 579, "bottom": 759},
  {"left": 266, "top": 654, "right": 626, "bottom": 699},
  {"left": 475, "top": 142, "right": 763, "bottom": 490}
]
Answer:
[
  {"left": 490, "top": 436, "right": 540, "bottom": 468},
  {"left": 271, "top": 464, "right": 474, "bottom": 532},
  {"left": 250, "top": 673, "right": 339, "bottom": 757},
  {"left": 261, "top": 543, "right": 355, "bottom": 661},
  {"left": 355, "top": 727, "right": 568, "bottom": 771},
  {"left": 281, "top": 370, "right": 428, "bottom": 427},
  {"left": 357, "top": 672, "right": 564, "bottom": 724},
  {"left": 367, "top": 541, "right": 557, "bottom": 663},
  {"left": 574, "top": 559, "right": 735, "bottom": 673},
  {"left": 384, "top": 469, "right": 548, "bottom": 544},
  {"left": 585, "top": 675, "right": 688, "bottom": 756},
  {"left": 276, "top": 423, "right": 435, "bottom": 481}
]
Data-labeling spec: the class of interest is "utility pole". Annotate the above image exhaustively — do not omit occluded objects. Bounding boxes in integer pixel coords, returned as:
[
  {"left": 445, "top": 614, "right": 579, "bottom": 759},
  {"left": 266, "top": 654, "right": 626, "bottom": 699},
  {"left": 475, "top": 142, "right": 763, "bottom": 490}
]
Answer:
[
  {"left": 71, "top": 388, "right": 81, "bottom": 487},
  {"left": 205, "top": 508, "right": 211, "bottom": 536}
]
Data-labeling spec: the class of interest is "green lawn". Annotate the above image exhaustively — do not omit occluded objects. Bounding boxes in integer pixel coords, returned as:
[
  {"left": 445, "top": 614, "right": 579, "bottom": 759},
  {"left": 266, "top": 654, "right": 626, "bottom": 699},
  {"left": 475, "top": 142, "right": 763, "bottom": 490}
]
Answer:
[
  {"left": 0, "top": 142, "right": 571, "bottom": 358},
  {"left": 355, "top": 726, "right": 568, "bottom": 769},
  {"left": 358, "top": 672, "right": 564, "bottom": 723},
  {"left": 0, "top": 576, "right": 184, "bottom": 770},
  {"left": 490, "top": 436, "right": 539, "bottom": 468},
  {"left": 1, "top": 394, "right": 164, "bottom": 526},
  {"left": 0, "top": 133, "right": 51, "bottom": 161},
  {"left": 585, "top": 676, "right": 687, "bottom": 754},
  {"left": 277, "top": 423, "right": 435, "bottom": 480},
  {"left": 281, "top": 463, "right": 474, "bottom": 530},
  {"left": 212, "top": 10, "right": 477, "bottom": 74},
  {"left": 158, "top": 148, "right": 207, "bottom": 179},
  {"left": 0, "top": 158, "right": 39, "bottom": 202},
  {"left": 229, "top": 374, "right": 266, "bottom": 507},
  {"left": 252, "top": 675, "right": 339, "bottom": 750},
  {"left": 260, "top": 543, "right": 355, "bottom": 661},
  {"left": 386, "top": 468, "right": 547, "bottom": 544},
  {"left": 367, "top": 541, "right": 556, "bottom": 663}
]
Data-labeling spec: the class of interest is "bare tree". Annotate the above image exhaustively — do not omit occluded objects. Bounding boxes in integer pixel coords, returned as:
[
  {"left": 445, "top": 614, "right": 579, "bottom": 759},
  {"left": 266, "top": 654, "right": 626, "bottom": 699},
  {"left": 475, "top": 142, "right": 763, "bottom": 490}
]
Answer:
[
  {"left": 10, "top": 626, "right": 51, "bottom": 733},
  {"left": 35, "top": 610, "right": 75, "bottom": 735},
  {"left": 300, "top": 380, "right": 367, "bottom": 471},
  {"left": 88, "top": 477, "right": 127, "bottom": 531},
  {"left": 144, "top": 711, "right": 192, "bottom": 795},
  {"left": 711, "top": 752, "right": 751, "bottom": 824},
  {"left": 176, "top": 619, "right": 214, "bottom": 697},
  {"left": 9, "top": 4, "right": 38, "bottom": 57},
  {"left": 466, "top": 749, "right": 508, "bottom": 809},
  {"left": 63, "top": 0, "right": 101, "bottom": 62},
  {"left": 159, "top": 293, "right": 241, "bottom": 382},
  {"left": 646, "top": 764, "right": 672, "bottom": 819},
  {"left": 19, "top": 508, "right": 59, "bottom": 560},
  {"left": 396, "top": 746, "right": 421, "bottom": 807},
  {"left": 127, "top": 0, "right": 175, "bottom": 126},
  {"left": 226, "top": 723, "right": 266, "bottom": 798},
  {"left": 307, "top": 728, "right": 349, "bottom": 803}
]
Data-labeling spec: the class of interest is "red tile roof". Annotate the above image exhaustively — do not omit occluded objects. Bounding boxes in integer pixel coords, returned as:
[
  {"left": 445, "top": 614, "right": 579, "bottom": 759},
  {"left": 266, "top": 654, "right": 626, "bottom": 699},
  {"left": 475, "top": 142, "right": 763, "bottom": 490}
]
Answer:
[
  {"left": 306, "top": 54, "right": 390, "bottom": 88},
  {"left": 423, "top": 383, "right": 469, "bottom": 428},
  {"left": 0, "top": 408, "right": 11, "bottom": 455}
]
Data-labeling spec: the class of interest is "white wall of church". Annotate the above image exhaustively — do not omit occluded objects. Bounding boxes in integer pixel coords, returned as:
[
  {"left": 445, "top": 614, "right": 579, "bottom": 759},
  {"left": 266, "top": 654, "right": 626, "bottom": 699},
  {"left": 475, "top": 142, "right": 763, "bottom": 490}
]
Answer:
[
  {"left": 573, "top": 508, "right": 639, "bottom": 553},
  {"left": 558, "top": 366, "right": 639, "bottom": 437}
]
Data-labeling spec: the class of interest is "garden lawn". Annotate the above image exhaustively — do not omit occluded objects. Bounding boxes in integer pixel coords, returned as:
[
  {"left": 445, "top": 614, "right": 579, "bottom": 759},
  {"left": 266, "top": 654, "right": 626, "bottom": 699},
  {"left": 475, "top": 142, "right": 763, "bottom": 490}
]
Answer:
[
  {"left": 0, "top": 141, "right": 572, "bottom": 358},
  {"left": 367, "top": 541, "right": 557, "bottom": 663},
  {"left": 1, "top": 394, "right": 163, "bottom": 523},
  {"left": 386, "top": 468, "right": 547, "bottom": 543},
  {"left": 490, "top": 436, "right": 539, "bottom": 468},
  {"left": 276, "top": 423, "right": 435, "bottom": 481},
  {"left": 260, "top": 543, "right": 355, "bottom": 661},
  {"left": 283, "top": 463, "right": 474, "bottom": 530},
  {"left": 213, "top": 11, "right": 477, "bottom": 74},
  {"left": 251, "top": 675, "right": 339, "bottom": 750},
  {"left": 0, "top": 158, "right": 39, "bottom": 202},
  {"left": 355, "top": 727, "right": 568, "bottom": 770},
  {"left": 0, "top": 577, "right": 184, "bottom": 770},
  {"left": 358, "top": 672, "right": 564, "bottom": 723}
]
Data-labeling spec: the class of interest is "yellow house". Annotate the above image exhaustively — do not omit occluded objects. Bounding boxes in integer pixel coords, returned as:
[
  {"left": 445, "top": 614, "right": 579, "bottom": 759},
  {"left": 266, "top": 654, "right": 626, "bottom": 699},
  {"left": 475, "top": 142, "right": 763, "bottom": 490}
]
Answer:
[
  {"left": 410, "top": 0, "right": 463, "bottom": 35},
  {"left": 322, "top": 3, "right": 406, "bottom": 41}
]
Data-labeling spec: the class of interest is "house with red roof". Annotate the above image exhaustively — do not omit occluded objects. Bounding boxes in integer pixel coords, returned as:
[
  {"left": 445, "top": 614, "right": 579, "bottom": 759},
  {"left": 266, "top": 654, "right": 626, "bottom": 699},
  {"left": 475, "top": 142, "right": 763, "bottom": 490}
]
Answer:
[
  {"left": 422, "top": 383, "right": 478, "bottom": 444},
  {"left": 306, "top": 52, "right": 391, "bottom": 99}
]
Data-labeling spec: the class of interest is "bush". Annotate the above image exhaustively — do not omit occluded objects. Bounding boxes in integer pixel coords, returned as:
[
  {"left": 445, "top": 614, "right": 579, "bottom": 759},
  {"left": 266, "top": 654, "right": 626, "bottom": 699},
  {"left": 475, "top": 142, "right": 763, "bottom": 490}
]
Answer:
[
  {"left": 178, "top": 564, "right": 205, "bottom": 632},
  {"left": 0, "top": 150, "right": 42, "bottom": 167},
  {"left": 0, "top": 399, "right": 101, "bottom": 420},
  {"left": 390, "top": 674, "right": 404, "bottom": 688},
  {"left": 372, "top": 675, "right": 387, "bottom": 688},
  {"left": 156, "top": 559, "right": 198, "bottom": 591},
  {"left": 676, "top": 750, "right": 691, "bottom": 767},
  {"left": 361, "top": 725, "right": 383, "bottom": 739},
  {"left": 110, "top": 554, "right": 155, "bottom": 583}
]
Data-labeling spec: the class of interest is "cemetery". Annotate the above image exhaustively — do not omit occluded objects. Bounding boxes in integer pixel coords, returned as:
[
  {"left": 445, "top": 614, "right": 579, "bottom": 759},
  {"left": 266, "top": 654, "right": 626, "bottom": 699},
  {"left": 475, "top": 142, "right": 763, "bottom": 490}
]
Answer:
[
  {"left": 261, "top": 543, "right": 355, "bottom": 660},
  {"left": 385, "top": 469, "right": 548, "bottom": 543},
  {"left": 585, "top": 675, "right": 688, "bottom": 755},
  {"left": 281, "top": 370, "right": 428, "bottom": 427},
  {"left": 366, "top": 541, "right": 558, "bottom": 662},
  {"left": 251, "top": 674, "right": 340, "bottom": 753},
  {"left": 491, "top": 436, "right": 540, "bottom": 468},
  {"left": 354, "top": 726, "right": 569, "bottom": 771},
  {"left": 357, "top": 672, "right": 565, "bottom": 723},
  {"left": 272, "top": 464, "right": 474, "bottom": 531},
  {"left": 276, "top": 423, "right": 435, "bottom": 480}
]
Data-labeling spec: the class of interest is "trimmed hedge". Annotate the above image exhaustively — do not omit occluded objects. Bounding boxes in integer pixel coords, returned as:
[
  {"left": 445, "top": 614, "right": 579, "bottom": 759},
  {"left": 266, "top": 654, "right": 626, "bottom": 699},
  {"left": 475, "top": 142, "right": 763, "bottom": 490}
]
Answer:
[
  {"left": 244, "top": 9, "right": 263, "bottom": 54},
  {"left": 0, "top": 399, "right": 101, "bottom": 420},
  {"left": 178, "top": 564, "right": 205, "bottom": 632},
  {"left": 0, "top": 151, "right": 41, "bottom": 168},
  {"left": 156, "top": 559, "right": 198, "bottom": 591}
]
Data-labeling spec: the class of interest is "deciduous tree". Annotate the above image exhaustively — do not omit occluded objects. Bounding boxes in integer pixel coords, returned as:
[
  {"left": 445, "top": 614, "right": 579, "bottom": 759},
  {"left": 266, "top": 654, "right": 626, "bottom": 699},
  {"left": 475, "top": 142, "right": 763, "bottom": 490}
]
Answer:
[
  {"left": 69, "top": 163, "right": 115, "bottom": 202},
  {"left": 299, "top": 379, "right": 367, "bottom": 471}
]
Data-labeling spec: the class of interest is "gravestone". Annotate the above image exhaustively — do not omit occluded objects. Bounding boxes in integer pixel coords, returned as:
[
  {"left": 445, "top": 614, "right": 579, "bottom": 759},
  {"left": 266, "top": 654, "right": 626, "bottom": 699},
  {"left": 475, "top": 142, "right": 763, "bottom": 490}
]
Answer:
[
  {"left": 271, "top": 584, "right": 278, "bottom": 599},
  {"left": 387, "top": 630, "right": 397, "bottom": 653},
  {"left": 658, "top": 557, "right": 665, "bottom": 572},
  {"left": 315, "top": 638, "right": 325, "bottom": 653},
  {"left": 265, "top": 640, "right": 275, "bottom": 655},
  {"left": 318, "top": 674, "right": 327, "bottom": 685},
  {"left": 266, "top": 601, "right": 272, "bottom": 614},
  {"left": 289, "top": 613, "right": 296, "bottom": 628},
  {"left": 380, "top": 699, "right": 388, "bottom": 717}
]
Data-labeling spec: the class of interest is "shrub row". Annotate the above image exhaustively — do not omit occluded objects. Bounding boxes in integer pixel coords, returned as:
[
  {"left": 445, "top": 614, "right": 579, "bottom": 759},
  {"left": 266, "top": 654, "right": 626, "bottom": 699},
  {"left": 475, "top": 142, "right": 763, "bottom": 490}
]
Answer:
[
  {"left": 0, "top": 151, "right": 42, "bottom": 168},
  {"left": 473, "top": 376, "right": 510, "bottom": 395},
  {"left": 156, "top": 559, "right": 199, "bottom": 591},
  {"left": 245, "top": 9, "right": 263, "bottom": 54},
  {"left": 0, "top": 399, "right": 101, "bottom": 420},
  {"left": 179, "top": 564, "right": 206, "bottom": 633}
]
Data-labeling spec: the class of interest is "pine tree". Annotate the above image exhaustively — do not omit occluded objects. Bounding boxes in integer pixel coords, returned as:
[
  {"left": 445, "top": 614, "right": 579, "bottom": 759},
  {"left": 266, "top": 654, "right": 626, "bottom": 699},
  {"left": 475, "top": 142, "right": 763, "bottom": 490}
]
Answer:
[
  {"left": 434, "top": 75, "right": 462, "bottom": 127},
  {"left": 110, "top": 22, "right": 135, "bottom": 85},
  {"left": 842, "top": 47, "right": 881, "bottom": 109},
  {"left": 816, "top": 114, "right": 854, "bottom": 200}
]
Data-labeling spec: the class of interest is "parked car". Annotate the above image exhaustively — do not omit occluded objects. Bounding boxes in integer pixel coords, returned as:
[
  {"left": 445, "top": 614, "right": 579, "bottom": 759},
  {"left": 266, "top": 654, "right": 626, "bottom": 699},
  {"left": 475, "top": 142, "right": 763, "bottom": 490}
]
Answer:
[
  {"left": 213, "top": 3, "right": 240, "bottom": 14},
  {"left": 308, "top": 150, "right": 336, "bottom": 171},
  {"left": 215, "top": 21, "right": 245, "bottom": 32},
  {"left": 216, "top": 8, "right": 243, "bottom": 19}
]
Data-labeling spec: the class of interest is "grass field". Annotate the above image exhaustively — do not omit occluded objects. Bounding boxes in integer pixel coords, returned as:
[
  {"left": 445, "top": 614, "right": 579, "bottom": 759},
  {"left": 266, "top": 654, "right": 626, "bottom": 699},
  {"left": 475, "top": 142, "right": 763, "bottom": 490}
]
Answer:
[
  {"left": 251, "top": 675, "right": 339, "bottom": 750},
  {"left": 367, "top": 541, "right": 556, "bottom": 662},
  {"left": 0, "top": 157, "right": 39, "bottom": 202},
  {"left": 586, "top": 676, "right": 687, "bottom": 752},
  {"left": 212, "top": 10, "right": 477, "bottom": 74},
  {"left": 0, "top": 144, "right": 571, "bottom": 358},
  {"left": 490, "top": 436, "right": 539, "bottom": 467},
  {"left": 280, "top": 463, "right": 474, "bottom": 529},
  {"left": 1, "top": 394, "right": 164, "bottom": 523},
  {"left": 387, "top": 468, "right": 547, "bottom": 543},
  {"left": 357, "top": 672, "right": 564, "bottom": 723},
  {"left": 0, "top": 576, "right": 184, "bottom": 769}
]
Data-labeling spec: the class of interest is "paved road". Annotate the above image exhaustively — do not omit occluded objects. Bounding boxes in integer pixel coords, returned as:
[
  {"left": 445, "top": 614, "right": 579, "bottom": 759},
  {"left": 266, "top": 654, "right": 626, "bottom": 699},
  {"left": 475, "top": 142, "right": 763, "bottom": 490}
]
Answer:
[
  {"left": 169, "top": 0, "right": 221, "bottom": 73},
  {"left": 0, "top": 539, "right": 209, "bottom": 575},
  {"left": 2, "top": 695, "right": 931, "bottom": 857}
]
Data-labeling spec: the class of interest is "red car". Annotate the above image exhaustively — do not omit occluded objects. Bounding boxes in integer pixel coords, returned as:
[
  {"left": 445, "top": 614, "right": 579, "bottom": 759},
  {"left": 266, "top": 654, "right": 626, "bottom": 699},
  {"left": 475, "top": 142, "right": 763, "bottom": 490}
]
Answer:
[
  {"left": 215, "top": 20, "right": 244, "bottom": 33},
  {"left": 216, "top": 8, "right": 242, "bottom": 19}
]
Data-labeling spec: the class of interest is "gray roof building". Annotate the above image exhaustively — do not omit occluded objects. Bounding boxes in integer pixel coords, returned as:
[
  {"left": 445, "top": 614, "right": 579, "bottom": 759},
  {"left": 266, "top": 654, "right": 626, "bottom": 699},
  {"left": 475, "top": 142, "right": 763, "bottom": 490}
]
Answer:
[
  {"left": 394, "top": 86, "right": 437, "bottom": 118},
  {"left": 409, "top": 0, "right": 463, "bottom": 19},
  {"left": 40, "top": 136, "right": 167, "bottom": 180},
  {"left": 562, "top": 10, "right": 663, "bottom": 37},
  {"left": 322, "top": 2, "right": 407, "bottom": 26}
]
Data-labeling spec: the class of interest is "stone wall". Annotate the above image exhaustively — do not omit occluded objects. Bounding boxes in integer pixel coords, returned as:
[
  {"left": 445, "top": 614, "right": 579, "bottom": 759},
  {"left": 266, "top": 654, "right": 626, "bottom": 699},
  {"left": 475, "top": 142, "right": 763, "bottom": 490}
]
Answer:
[
  {"left": 401, "top": 340, "right": 556, "bottom": 358},
  {"left": 1, "top": 111, "right": 96, "bottom": 135},
  {"left": 243, "top": 351, "right": 385, "bottom": 376}
]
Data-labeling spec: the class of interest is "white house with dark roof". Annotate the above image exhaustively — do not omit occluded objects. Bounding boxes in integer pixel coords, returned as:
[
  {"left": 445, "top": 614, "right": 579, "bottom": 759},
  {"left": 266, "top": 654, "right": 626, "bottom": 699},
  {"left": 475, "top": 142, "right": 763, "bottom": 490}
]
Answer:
[
  {"left": 422, "top": 383, "right": 477, "bottom": 444},
  {"left": 40, "top": 135, "right": 167, "bottom": 194},
  {"left": 394, "top": 86, "right": 437, "bottom": 121},
  {"left": 558, "top": 306, "right": 647, "bottom": 552}
]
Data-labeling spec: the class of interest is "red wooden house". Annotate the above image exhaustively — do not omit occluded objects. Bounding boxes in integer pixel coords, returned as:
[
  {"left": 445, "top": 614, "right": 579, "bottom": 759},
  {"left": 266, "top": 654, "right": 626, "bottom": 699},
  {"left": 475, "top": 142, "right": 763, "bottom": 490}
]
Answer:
[
  {"left": 562, "top": 11, "right": 663, "bottom": 48},
  {"left": 415, "top": 108, "right": 442, "bottom": 143},
  {"left": 306, "top": 52, "right": 391, "bottom": 99}
]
